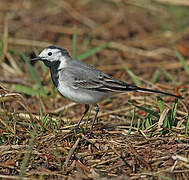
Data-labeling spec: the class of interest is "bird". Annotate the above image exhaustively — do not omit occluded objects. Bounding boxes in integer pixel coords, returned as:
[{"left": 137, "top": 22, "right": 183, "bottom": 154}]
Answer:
[{"left": 31, "top": 45, "right": 182, "bottom": 132}]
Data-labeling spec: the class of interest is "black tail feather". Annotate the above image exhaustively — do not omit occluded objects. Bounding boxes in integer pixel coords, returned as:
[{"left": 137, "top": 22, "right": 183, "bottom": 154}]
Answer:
[{"left": 135, "top": 87, "right": 183, "bottom": 99}]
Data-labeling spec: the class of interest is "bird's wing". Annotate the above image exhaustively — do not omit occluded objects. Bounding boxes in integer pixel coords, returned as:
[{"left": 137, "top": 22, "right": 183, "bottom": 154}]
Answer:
[
  {"left": 58, "top": 61, "right": 182, "bottom": 99},
  {"left": 58, "top": 67, "right": 105, "bottom": 90},
  {"left": 58, "top": 66, "right": 137, "bottom": 92}
]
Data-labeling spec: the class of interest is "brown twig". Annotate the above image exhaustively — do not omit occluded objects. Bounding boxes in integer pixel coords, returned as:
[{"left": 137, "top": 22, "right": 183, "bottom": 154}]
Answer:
[{"left": 65, "top": 137, "right": 81, "bottom": 167}]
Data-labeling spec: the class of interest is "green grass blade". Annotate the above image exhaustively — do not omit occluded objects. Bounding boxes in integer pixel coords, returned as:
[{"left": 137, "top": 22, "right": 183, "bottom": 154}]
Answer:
[
  {"left": 22, "top": 52, "right": 42, "bottom": 86},
  {"left": 81, "top": 38, "right": 90, "bottom": 49},
  {"left": 151, "top": 70, "right": 161, "bottom": 84},
  {"left": 145, "top": 117, "right": 152, "bottom": 128},
  {"left": 185, "top": 113, "right": 189, "bottom": 136},
  {"left": 137, "top": 118, "right": 141, "bottom": 129},
  {"left": 0, "top": 21, "right": 8, "bottom": 60},
  {"left": 163, "top": 114, "right": 170, "bottom": 129},
  {"left": 77, "top": 42, "right": 109, "bottom": 60},
  {"left": 157, "top": 97, "right": 165, "bottom": 113},
  {"left": 170, "top": 98, "right": 178, "bottom": 126},
  {"left": 160, "top": 68, "right": 175, "bottom": 82},
  {"left": 0, "top": 35, "right": 4, "bottom": 59},
  {"left": 53, "top": 149, "right": 62, "bottom": 169},
  {"left": 13, "top": 84, "right": 47, "bottom": 97},
  {"left": 128, "top": 109, "right": 135, "bottom": 135},
  {"left": 21, "top": 52, "right": 47, "bottom": 95},
  {"left": 129, "top": 102, "right": 160, "bottom": 118},
  {"left": 72, "top": 27, "right": 77, "bottom": 59},
  {"left": 123, "top": 66, "right": 141, "bottom": 86},
  {"left": 175, "top": 48, "right": 189, "bottom": 76},
  {"left": 19, "top": 131, "right": 36, "bottom": 179}
]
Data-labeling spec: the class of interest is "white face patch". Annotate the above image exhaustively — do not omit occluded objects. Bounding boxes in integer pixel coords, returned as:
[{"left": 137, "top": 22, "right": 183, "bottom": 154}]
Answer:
[
  {"left": 37, "top": 46, "right": 71, "bottom": 69},
  {"left": 39, "top": 48, "right": 61, "bottom": 62}
]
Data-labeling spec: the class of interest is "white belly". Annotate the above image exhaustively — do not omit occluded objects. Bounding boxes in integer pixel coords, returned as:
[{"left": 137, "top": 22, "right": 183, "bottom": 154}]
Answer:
[{"left": 57, "top": 83, "right": 106, "bottom": 104}]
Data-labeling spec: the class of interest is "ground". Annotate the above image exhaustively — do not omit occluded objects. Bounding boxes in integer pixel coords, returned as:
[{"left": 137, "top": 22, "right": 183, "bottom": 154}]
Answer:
[{"left": 0, "top": 0, "right": 189, "bottom": 179}]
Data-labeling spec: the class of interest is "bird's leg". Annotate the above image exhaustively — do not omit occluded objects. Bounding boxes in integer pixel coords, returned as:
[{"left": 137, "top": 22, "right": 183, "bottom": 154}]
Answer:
[
  {"left": 90, "top": 104, "right": 99, "bottom": 133},
  {"left": 75, "top": 104, "right": 89, "bottom": 130}
]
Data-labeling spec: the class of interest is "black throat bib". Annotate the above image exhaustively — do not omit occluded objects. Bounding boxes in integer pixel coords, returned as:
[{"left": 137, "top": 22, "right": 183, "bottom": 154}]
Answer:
[{"left": 43, "top": 60, "right": 61, "bottom": 87}]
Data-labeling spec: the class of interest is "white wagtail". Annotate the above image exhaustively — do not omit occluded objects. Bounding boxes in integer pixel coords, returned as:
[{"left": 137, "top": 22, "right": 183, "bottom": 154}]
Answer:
[{"left": 31, "top": 45, "right": 182, "bottom": 132}]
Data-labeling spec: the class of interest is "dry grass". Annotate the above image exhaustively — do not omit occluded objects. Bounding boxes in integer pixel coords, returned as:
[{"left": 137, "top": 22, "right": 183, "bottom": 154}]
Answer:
[{"left": 0, "top": 0, "right": 189, "bottom": 179}]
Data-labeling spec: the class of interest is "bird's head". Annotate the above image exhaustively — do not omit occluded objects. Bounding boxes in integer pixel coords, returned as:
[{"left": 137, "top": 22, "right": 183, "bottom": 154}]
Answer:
[{"left": 31, "top": 45, "right": 71, "bottom": 68}]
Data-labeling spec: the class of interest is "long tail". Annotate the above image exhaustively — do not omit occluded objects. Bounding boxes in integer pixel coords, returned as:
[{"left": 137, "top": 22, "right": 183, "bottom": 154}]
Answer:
[{"left": 133, "top": 86, "right": 183, "bottom": 99}]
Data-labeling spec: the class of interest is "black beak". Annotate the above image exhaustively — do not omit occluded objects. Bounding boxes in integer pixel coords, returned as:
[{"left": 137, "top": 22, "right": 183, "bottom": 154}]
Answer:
[{"left": 31, "top": 56, "right": 42, "bottom": 61}]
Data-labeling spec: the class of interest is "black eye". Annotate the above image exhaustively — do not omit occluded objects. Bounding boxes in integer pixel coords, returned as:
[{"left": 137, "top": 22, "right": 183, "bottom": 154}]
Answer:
[{"left": 48, "top": 52, "right": 52, "bottom": 56}]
